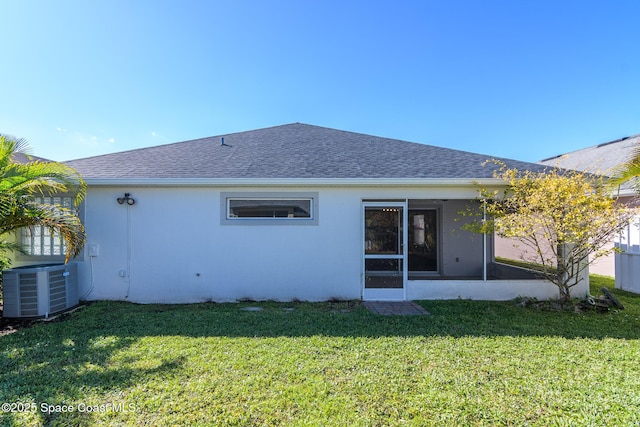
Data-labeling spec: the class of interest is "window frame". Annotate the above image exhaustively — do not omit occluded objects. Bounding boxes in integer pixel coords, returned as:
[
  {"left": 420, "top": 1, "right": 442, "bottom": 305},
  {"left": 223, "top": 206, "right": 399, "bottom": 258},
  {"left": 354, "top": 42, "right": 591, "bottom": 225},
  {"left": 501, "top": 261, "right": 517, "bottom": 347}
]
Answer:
[
  {"left": 221, "top": 192, "right": 319, "bottom": 226},
  {"left": 15, "top": 194, "right": 85, "bottom": 262}
]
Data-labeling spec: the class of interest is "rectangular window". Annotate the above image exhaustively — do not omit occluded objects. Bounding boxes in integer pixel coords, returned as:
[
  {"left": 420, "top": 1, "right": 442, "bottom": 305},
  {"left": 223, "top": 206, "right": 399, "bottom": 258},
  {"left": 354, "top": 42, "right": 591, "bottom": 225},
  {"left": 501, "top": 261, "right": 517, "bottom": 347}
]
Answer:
[
  {"left": 228, "top": 198, "right": 312, "bottom": 219},
  {"left": 20, "top": 196, "right": 75, "bottom": 257},
  {"left": 221, "top": 192, "right": 319, "bottom": 225}
]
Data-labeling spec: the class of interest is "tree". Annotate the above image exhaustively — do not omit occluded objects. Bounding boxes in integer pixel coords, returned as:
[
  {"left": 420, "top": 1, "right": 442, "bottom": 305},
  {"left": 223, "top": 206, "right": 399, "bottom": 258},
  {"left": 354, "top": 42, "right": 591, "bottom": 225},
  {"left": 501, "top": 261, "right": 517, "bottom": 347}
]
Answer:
[
  {"left": 461, "top": 161, "right": 635, "bottom": 302},
  {"left": 0, "top": 134, "right": 86, "bottom": 264},
  {"left": 611, "top": 143, "right": 640, "bottom": 193}
]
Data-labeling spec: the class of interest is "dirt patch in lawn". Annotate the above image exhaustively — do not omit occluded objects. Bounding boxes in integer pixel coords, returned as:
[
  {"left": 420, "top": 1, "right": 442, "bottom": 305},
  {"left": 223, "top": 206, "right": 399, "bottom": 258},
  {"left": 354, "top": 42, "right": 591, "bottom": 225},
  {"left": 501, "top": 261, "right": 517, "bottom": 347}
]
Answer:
[
  {"left": 0, "top": 305, "right": 36, "bottom": 336},
  {"left": 0, "top": 303, "right": 88, "bottom": 336}
]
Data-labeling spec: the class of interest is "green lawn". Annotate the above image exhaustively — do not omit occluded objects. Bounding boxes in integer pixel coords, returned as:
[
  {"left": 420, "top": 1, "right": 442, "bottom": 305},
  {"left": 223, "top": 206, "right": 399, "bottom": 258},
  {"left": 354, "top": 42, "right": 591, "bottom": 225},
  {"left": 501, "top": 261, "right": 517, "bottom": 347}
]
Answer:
[{"left": 1, "top": 278, "right": 639, "bottom": 426}]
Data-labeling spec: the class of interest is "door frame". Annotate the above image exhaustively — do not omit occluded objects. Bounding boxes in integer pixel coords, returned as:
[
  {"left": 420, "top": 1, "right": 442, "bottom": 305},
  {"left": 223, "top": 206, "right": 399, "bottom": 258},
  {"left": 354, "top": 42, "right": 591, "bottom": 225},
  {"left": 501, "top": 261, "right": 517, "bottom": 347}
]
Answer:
[{"left": 362, "top": 201, "right": 408, "bottom": 301}]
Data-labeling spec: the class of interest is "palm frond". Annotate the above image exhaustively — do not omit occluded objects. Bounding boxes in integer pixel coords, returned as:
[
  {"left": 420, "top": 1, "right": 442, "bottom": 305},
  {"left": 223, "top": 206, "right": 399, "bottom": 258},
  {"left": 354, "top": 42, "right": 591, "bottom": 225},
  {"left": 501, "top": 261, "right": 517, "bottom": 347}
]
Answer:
[
  {"left": 610, "top": 142, "right": 640, "bottom": 192},
  {"left": 0, "top": 160, "right": 86, "bottom": 204},
  {"left": 0, "top": 135, "right": 87, "bottom": 263},
  {"left": 0, "top": 135, "right": 32, "bottom": 169},
  {"left": 0, "top": 237, "right": 27, "bottom": 256},
  {"left": 627, "top": 142, "right": 640, "bottom": 164},
  {"left": 0, "top": 200, "right": 85, "bottom": 262}
]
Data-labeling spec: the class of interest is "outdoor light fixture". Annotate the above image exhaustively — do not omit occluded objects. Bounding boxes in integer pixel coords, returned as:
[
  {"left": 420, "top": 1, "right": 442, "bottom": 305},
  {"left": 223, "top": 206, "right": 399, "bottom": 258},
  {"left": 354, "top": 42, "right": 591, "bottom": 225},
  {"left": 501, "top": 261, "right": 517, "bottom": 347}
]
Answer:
[{"left": 117, "top": 193, "right": 136, "bottom": 206}]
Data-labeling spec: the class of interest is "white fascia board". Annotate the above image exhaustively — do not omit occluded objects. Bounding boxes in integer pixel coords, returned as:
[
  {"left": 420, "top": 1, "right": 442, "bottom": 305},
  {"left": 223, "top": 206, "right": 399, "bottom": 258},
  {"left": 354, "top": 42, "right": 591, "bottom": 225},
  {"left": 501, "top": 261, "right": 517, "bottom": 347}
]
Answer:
[
  {"left": 84, "top": 177, "right": 507, "bottom": 188},
  {"left": 612, "top": 188, "right": 637, "bottom": 198}
]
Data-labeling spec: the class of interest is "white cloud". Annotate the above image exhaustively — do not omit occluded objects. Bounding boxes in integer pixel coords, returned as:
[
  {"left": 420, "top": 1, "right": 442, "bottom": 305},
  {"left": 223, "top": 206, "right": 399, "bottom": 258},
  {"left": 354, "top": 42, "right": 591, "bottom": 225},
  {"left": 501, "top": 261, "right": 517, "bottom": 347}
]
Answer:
[
  {"left": 108, "top": 138, "right": 115, "bottom": 143},
  {"left": 151, "top": 131, "right": 157, "bottom": 137}
]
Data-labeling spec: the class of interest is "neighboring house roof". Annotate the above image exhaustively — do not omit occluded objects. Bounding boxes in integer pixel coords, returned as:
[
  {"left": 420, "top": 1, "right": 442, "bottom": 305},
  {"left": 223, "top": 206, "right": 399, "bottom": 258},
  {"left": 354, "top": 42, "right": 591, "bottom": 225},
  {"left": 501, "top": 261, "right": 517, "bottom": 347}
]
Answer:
[
  {"left": 12, "top": 152, "right": 52, "bottom": 164},
  {"left": 539, "top": 133, "right": 640, "bottom": 175},
  {"left": 66, "top": 123, "right": 547, "bottom": 181},
  {"left": 539, "top": 133, "right": 640, "bottom": 195}
]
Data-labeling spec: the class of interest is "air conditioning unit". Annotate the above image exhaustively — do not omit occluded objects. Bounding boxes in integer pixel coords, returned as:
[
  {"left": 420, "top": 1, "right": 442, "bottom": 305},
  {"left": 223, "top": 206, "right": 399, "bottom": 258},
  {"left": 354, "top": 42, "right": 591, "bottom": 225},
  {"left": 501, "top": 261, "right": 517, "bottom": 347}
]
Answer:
[{"left": 2, "top": 263, "right": 79, "bottom": 318}]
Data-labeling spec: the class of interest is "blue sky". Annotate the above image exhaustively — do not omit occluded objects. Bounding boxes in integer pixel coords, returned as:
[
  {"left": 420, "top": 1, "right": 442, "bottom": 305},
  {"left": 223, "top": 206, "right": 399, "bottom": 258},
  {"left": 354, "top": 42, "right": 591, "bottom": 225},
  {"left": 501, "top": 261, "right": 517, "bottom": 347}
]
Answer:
[{"left": 1, "top": 0, "right": 639, "bottom": 163}]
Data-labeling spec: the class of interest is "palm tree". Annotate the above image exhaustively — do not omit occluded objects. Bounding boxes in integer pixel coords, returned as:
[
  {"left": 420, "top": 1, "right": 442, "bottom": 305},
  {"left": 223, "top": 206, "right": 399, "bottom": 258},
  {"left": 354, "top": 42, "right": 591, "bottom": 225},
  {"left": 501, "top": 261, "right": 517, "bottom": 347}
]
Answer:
[
  {"left": 611, "top": 144, "right": 640, "bottom": 194},
  {"left": 0, "top": 134, "right": 86, "bottom": 264}
]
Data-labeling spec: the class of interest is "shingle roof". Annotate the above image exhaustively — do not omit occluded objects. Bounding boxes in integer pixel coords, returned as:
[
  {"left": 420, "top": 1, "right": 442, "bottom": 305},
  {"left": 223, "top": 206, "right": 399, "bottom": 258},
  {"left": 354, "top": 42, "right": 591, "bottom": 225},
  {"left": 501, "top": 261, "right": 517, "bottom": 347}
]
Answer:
[
  {"left": 66, "top": 123, "right": 547, "bottom": 180},
  {"left": 539, "top": 134, "right": 640, "bottom": 175},
  {"left": 12, "top": 152, "right": 52, "bottom": 164}
]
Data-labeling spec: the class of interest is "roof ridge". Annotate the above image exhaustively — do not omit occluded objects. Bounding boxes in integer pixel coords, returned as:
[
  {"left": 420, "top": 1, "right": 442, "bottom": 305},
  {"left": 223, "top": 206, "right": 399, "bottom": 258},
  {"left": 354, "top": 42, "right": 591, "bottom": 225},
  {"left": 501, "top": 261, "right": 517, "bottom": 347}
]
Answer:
[{"left": 64, "top": 123, "right": 309, "bottom": 163}]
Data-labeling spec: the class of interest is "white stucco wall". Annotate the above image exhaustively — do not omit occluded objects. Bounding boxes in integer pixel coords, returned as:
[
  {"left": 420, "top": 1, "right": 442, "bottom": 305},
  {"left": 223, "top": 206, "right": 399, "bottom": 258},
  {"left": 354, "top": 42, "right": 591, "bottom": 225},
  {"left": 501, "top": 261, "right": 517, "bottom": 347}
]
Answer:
[
  {"left": 407, "top": 279, "right": 574, "bottom": 301},
  {"left": 81, "top": 186, "right": 363, "bottom": 303},
  {"left": 495, "top": 235, "right": 615, "bottom": 278},
  {"left": 75, "top": 184, "right": 569, "bottom": 303}
]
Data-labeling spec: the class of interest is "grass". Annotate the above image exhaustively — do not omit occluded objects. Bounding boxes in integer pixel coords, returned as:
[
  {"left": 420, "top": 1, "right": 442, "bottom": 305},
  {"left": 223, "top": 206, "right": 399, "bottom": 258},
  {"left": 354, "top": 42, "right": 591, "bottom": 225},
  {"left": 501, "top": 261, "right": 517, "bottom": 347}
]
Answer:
[{"left": 1, "top": 278, "right": 639, "bottom": 426}]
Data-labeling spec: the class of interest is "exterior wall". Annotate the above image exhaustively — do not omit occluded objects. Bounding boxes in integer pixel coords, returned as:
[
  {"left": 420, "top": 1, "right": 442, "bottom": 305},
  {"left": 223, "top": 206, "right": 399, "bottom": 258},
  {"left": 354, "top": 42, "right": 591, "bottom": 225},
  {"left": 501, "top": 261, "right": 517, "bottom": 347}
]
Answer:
[
  {"left": 439, "top": 200, "right": 485, "bottom": 277},
  {"left": 495, "top": 236, "right": 614, "bottom": 277},
  {"left": 588, "top": 251, "right": 615, "bottom": 277},
  {"left": 495, "top": 195, "right": 640, "bottom": 279},
  {"left": 75, "top": 184, "right": 558, "bottom": 303},
  {"left": 81, "top": 186, "right": 361, "bottom": 303},
  {"left": 407, "top": 279, "right": 564, "bottom": 301},
  {"left": 408, "top": 261, "right": 589, "bottom": 300}
]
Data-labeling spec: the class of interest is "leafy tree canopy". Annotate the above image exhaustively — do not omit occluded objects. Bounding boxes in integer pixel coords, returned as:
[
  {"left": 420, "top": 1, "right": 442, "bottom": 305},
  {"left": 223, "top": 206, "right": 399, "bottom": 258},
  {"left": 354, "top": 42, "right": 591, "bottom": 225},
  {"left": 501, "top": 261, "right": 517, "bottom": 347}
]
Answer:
[
  {"left": 0, "top": 134, "right": 86, "bottom": 263},
  {"left": 461, "top": 161, "right": 635, "bottom": 301}
]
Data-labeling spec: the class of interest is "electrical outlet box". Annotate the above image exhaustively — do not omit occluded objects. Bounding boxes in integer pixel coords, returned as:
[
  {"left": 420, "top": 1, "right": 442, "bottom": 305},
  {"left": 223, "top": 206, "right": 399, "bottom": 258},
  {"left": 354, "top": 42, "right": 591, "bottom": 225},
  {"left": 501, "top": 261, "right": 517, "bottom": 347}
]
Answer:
[{"left": 89, "top": 244, "right": 99, "bottom": 257}]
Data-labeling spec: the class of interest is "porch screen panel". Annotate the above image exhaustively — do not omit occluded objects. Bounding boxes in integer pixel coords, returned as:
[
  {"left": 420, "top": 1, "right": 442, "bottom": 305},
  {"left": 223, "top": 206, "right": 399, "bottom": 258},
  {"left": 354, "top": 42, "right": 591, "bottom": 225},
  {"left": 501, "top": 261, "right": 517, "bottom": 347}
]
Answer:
[
  {"left": 364, "top": 259, "right": 403, "bottom": 288},
  {"left": 408, "top": 209, "right": 438, "bottom": 272},
  {"left": 364, "top": 206, "right": 404, "bottom": 289},
  {"left": 364, "top": 207, "right": 402, "bottom": 255}
]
